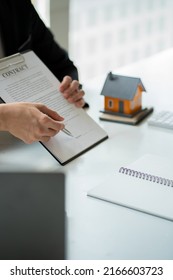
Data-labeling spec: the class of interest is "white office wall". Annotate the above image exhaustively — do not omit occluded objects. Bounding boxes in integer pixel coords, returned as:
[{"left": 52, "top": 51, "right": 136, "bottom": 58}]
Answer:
[
  {"left": 32, "top": 0, "right": 173, "bottom": 84},
  {"left": 32, "top": 0, "right": 50, "bottom": 27},
  {"left": 69, "top": 0, "right": 173, "bottom": 83},
  {"left": 49, "top": 0, "right": 69, "bottom": 50}
]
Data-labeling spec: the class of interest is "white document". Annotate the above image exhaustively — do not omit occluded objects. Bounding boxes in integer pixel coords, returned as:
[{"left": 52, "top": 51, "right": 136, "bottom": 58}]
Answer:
[
  {"left": 87, "top": 154, "right": 173, "bottom": 221},
  {"left": 0, "top": 51, "right": 108, "bottom": 164}
]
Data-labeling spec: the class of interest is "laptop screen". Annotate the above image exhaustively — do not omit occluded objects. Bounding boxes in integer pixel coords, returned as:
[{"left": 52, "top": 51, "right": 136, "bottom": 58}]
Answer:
[{"left": 0, "top": 172, "right": 65, "bottom": 260}]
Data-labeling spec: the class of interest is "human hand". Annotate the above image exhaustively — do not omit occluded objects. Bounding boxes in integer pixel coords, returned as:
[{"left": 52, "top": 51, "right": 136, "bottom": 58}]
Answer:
[
  {"left": 1, "top": 102, "right": 64, "bottom": 144},
  {"left": 59, "top": 76, "right": 85, "bottom": 108}
]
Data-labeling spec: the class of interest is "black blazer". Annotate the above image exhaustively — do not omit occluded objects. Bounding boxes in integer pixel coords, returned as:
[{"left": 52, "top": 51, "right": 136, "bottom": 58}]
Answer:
[{"left": 0, "top": 0, "right": 78, "bottom": 81}]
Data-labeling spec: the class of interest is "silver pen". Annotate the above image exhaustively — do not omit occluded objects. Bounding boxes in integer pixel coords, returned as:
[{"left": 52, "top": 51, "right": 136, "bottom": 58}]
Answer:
[{"left": 62, "top": 127, "right": 74, "bottom": 137}]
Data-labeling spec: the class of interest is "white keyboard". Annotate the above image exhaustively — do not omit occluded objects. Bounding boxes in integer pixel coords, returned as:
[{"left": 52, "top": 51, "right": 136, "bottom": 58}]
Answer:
[{"left": 148, "top": 111, "right": 173, "bottom": 130}]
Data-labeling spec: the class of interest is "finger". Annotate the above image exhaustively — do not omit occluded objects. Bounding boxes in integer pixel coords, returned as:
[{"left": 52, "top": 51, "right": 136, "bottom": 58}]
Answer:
[
  {"left": 74, "top": 98, "right": 85, "bottom": 108},
  {"left": 59, "top": 76, "right": 72, "bottom": 92},
  {"left": 45, "top": 118, "right": 65, "bottom": 131},
  {"left": 41, "top": 128, "right": 59, "bottom": 138},
  {"left": 35, "top": 112, "right": 64, "bottom": 133},
  {"left": 48, "top": 128, "right": 61, "bottom": 137},
  {"left": 62, "top": 80, "right": 80, "bottom": 98},
  {"left": 71, "top": 80, "right": 80, "bottom": 91},
  {"left": 46, "top": 109, "right": 64, "bottom": 121},
  {"left": 36, "top": 104, "right": 64, "bottom": 121},
  {"left": 40, "top": 136, "right": 51, "bottom": 143},
  {"left": 67, "top": 90, "right": 85, "bottom": 103},
  {"left": 35, "top": 124, "right": 62, "bottom": 140}
]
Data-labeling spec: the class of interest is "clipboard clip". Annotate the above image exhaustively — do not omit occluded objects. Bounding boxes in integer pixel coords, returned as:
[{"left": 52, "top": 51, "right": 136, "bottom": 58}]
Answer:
[{"left": 0, "top": 53, "right": 25, "bottom": 71}]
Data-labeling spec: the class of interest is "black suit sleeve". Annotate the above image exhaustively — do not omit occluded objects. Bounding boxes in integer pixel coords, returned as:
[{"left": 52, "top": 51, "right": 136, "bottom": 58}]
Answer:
[
  {"left": 7, "top": 0, "right": 79, "bottom": 81},
  {"left": 30, "top": 1, "right": 78, "bottom": 81}
]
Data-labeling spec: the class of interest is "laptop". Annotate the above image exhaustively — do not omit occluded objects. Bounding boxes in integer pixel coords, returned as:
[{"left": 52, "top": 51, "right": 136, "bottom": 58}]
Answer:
[{"left": 0, "top": 172, "right": 65, "bottom": 260}]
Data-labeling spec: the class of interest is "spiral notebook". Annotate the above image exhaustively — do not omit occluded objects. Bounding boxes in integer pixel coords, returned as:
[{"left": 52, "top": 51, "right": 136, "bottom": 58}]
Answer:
[{"left": 87, "top": 154, "right": 173, "bottom": 221}]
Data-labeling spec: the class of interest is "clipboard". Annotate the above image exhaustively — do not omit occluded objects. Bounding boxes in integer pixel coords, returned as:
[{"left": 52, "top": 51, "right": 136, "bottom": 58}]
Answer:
[
  {"left": 0, "top": 53, "right": 24, "bottom": 70},
  {"left": 0, "top": 50, "right": 108, "bottom": 165}
]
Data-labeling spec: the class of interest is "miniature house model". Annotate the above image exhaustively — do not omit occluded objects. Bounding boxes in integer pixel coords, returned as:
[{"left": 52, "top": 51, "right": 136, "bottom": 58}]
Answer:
[{"left": 101, "top": 72, "right": 146, "bottom": 116}]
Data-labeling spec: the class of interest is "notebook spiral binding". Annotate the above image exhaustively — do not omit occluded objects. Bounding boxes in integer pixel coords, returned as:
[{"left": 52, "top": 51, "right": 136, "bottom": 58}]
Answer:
[{"left": 119, "top": 167, "right": 173, "bottom": 187}]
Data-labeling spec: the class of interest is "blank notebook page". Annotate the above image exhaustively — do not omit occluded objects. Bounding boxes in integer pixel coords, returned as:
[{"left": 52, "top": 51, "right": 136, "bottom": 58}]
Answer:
[{"left": 87, "top": 154, "right": 173, "bottom": 221}]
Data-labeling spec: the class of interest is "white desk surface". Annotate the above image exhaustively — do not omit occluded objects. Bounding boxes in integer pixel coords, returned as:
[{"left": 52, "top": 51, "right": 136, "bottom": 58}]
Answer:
[{"left": 1, "top": 48, "right": 173, "bottom": 260}]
